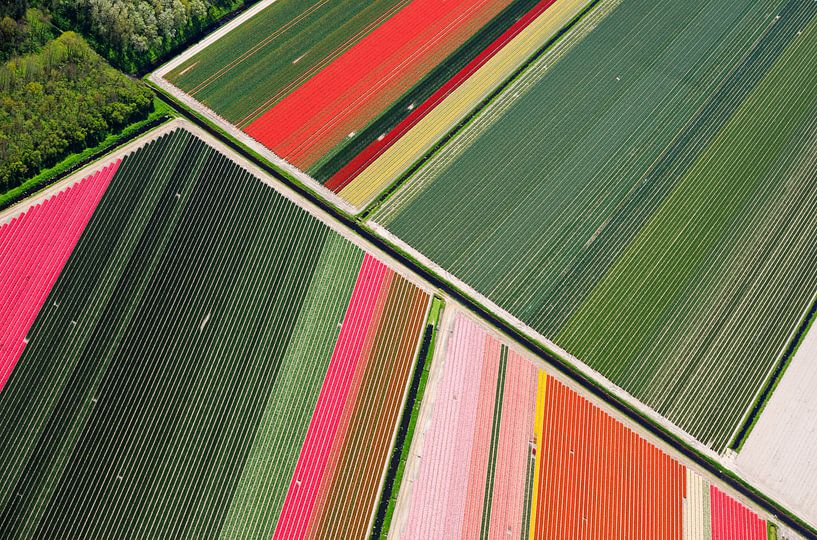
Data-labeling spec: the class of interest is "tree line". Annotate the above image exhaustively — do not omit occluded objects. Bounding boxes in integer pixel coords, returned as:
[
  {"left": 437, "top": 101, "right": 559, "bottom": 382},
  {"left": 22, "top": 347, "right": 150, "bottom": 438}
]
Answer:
[
  {"left": 39, "top": 0, "right": 252, "bottom": 73},
  {"left": 1, "top": 5, "right": 55, "bottom": 60}
]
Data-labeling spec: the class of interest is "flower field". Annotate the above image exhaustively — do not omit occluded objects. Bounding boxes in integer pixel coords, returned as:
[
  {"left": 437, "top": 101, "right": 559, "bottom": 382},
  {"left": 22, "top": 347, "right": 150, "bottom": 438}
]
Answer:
[
  {"left": 165, "top": 0, "right": 412, "bottom": 125},
  {"left": 391, "top": 310, "right": 772, "bottom": 539},
  {"left": 374, "top": 0, "right": 817, "bottom": 451},
  {"left": 0, "top": 127, "right": 430, "bottom": 538},
  {"left": 333, "top": 0, "right": 591, "bottom": 207},
  {"left": 158, "top": 0, "right": 589, "bottom": 208},
  {"left": 244, "top": 0, "right": 515, "bottom": 169},
  {"left": 5, "top": 0, "right": 816, "bottom": 533}
]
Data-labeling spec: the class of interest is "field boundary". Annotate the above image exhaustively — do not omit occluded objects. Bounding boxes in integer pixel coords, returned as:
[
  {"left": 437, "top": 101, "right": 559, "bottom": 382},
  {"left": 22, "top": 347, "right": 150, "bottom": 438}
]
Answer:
[
  {"left": 364, "top": 293, "right": 434, "bottom": 537},
  {"left": 148, "top": 1, "right": 364, "bottom": 216},
  {"left": 367, "top": 223, "right": 721, "bottom": 460},
  {"left": 730, "top": 291, "right": 817, "bottom": 453},
  {"left": 141, "top": 0, "right": 272, "bottom": 77}
]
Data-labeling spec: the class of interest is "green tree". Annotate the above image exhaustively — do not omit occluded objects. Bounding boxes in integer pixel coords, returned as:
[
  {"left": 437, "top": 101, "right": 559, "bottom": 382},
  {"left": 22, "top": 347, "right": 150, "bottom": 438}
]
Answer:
[{"left": 0, "top": 30, "right": 154, "bottom": 193}]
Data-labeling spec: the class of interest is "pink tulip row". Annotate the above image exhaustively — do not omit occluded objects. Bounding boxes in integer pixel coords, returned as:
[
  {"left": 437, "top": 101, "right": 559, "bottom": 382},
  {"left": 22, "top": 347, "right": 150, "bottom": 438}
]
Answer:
[
  {"left": 403, "top": 313, "right": 537, "bottom": 538},
  {"left": 488, "top": 348, "right": 536, "bottom": 538},
  {"left": 710, "top": 486, "right": 766, "bottom": 540},
  {"left": 0, "top": 161, "right": 118, "bottom": 392},
  {"left": 404, "top": 313, "right": 486, "bottom": 538},
  {"left": 273, "top": 254, "right": 389, "bottom": 540}
]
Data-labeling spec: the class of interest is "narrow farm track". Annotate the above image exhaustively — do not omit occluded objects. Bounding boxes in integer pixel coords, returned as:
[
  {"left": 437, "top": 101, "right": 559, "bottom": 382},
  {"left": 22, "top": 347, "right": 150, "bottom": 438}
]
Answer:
[
  {"left": 401, "top": 315, "right": 486, "bottom": 538},
  {"left": 0, "top": 127, "right": 430, "bottom": 539},
  {"left": 376, "top": 0, "right": 817, "bottom": 451}
]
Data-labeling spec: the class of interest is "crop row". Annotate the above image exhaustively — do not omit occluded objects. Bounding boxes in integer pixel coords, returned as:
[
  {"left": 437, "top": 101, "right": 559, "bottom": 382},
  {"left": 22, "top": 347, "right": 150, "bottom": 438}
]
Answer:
[
  {"left": 244, "top": 0, "right": 516, "bottom": 169},
  {"left": 274, "top": 253, "right": 429, "bottom": 539},
  {"left": 162, "top": 0, "right": 580, "bottom": 208},
  {"left": 375, "top": 0, "right": 817, "bottom": 451},
  {"left": 0, "top": 127, "right": 430, "bottom": 538},
  {"left": 393, "top": 311, "right": 770, "bottom": 539},
  {"left": 166, "top": 0, "right": 412, "bottom": 125}
]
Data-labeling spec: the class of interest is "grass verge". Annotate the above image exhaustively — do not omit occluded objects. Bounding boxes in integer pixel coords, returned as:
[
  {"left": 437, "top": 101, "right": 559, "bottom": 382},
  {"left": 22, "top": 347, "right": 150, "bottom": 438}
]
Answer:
[
  {"left": 371, "top": 296, "right": 444, "bottom": 539},
  {"left": 0, "top": 97, "right": 174, "bottom": 211}
]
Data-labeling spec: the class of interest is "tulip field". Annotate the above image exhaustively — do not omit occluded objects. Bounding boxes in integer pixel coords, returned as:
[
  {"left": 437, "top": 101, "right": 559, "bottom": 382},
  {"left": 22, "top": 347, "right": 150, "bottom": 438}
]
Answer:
[
  {"left": 391, "top": 311, "right": 771, "bottom": 539},
  {"left": 3, "top": 0, "right": 817, "bottom": 533},
  {"left": 374, "top": 0, "right": 817, "bottom": 451},
  {"left": 160, "top": 0, "right": 592, "bottom": 207},
  {"left": 0, "top": 127, "right": 431, "bottom": 538}
]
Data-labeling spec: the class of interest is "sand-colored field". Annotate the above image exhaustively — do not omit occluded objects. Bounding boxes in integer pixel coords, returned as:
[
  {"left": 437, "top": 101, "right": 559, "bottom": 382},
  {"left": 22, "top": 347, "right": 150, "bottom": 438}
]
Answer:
[
  {"left": 736, "top": 315, "right": 817, "bottom": 530},
  {"left": 338, "top": 0, "right": 592, "bottom": 208}
]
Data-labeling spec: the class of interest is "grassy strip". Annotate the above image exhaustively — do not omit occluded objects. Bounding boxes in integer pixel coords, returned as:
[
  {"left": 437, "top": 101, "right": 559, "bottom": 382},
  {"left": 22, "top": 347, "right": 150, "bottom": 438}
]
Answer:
[
  {"left": 371, "top": 296, "right": 443, "bottom": 539},
  {"left": 730, "top": 294, "right": 817, "bottom": 452},
  {"left": 358, "top": 0, "right": 602, "bottom": 219},
  {"left": 520, "top": 449, "right": 536, "bottom": 540},
  {"left": 767, "top": 522, "right": 778, "bottom": 540},
  {"left": 0, "top": 97, "right": 174, "bottom": 211},
  {"left": 149, "top": 89, "right": 817, "bottom": 539},
  {"left": 310, "top": 0, "right": 542, "bottom": 182},
  {"left": 480, "top": 346, "right": 507, "bottom": 540}
]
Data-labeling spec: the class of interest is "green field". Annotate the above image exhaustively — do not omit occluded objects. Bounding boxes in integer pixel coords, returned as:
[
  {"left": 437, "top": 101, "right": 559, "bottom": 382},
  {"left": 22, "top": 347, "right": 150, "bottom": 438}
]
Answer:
[
  {"left": 375, "top": 0, "right": 817, "bottom": 451},
  {"left": 166, "top": 0, "right": 409, "bottom": 126},
  {"left": 0, "top": 129, "right": 365, "bottom": 537}
]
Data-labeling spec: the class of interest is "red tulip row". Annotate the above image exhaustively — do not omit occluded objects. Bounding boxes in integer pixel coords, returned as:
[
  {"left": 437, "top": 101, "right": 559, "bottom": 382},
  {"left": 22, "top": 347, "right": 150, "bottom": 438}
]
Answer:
[{"left": 246, "top": 0, "right": 515, "bottom": 169}]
